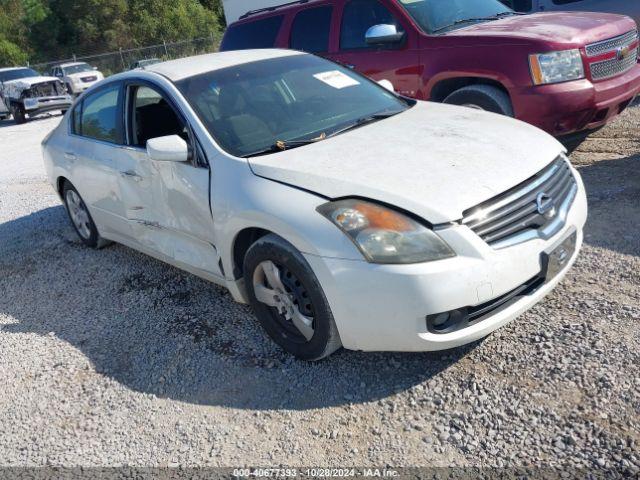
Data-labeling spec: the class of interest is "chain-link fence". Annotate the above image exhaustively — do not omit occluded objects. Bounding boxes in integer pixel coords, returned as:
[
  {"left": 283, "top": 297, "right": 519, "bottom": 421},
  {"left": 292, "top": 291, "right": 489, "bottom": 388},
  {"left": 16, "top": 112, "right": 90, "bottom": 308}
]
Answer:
[{"left": 28, "top": 35, "right": 221, "bottom": 77}]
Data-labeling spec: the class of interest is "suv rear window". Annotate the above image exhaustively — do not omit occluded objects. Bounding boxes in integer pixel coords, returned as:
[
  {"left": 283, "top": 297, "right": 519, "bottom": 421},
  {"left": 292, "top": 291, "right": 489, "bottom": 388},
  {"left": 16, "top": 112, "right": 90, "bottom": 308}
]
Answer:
[
  {"left": 221, "top": 15, "right": 284, "bottom": 51},
  {"left": 290, "top": 6, "right": 333, "bottom": 53}
]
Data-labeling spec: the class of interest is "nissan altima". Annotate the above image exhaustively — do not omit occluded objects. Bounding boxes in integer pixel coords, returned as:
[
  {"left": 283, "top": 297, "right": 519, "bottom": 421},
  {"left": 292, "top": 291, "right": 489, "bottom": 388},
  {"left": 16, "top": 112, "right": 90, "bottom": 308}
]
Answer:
[{"left": 42, "top": 49, "right": 587, "bottom": 360}]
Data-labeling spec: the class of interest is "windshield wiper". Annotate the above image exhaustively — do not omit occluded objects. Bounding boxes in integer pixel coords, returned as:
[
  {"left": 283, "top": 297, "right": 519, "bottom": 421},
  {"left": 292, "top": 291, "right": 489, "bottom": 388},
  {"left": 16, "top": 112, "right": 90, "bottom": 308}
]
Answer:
[
  {"left": 242, "top": 110, "right": 403, "bottom": 158},
  {"left": 432, "top": 11, "right": 524, "bottom": 33},
  {"left": 326, "top": 111, "right": 403, "bottom": 139},
  {"left": 241, "top": 133, "right": 327, "bottom": 158}
]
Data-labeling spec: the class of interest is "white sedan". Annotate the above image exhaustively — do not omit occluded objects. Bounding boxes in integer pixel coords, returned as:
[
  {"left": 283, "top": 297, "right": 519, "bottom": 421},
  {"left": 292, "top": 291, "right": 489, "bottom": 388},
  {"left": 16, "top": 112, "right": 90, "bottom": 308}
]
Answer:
[{"left": 42, "top": 49, "right": 587, "bottom": 360}]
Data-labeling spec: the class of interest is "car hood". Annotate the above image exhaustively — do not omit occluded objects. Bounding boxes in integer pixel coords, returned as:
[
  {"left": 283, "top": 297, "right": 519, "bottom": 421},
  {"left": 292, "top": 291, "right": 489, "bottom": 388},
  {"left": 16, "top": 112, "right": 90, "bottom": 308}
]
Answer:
[
  {"left": 248, "top": 102, "right": 564, "bottom": 224},
  {"left": 446, "top": 12, "right": 636, "bottom": 46},
  {"left": 3, "top": 76, "right": 61, "bottom": 88}
]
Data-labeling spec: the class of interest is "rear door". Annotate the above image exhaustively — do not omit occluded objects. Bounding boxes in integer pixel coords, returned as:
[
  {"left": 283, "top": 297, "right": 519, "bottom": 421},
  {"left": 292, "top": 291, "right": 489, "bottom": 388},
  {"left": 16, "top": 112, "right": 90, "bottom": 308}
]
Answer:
[
  {"left": 330, "top": 0, "right": 421, "bottom": 98},
  {"left": 66, "top": 82, "right": 132, "bottom": 239},
  {"left": 118, "top": 81, "right": 221, "bottom": 277}
]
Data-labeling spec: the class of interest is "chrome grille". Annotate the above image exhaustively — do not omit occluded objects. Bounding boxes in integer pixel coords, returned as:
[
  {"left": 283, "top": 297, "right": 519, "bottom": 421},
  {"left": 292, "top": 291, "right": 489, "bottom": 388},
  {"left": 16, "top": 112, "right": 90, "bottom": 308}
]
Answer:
[
  {"left": 462, "top": 157, "right": 577, "bottom": 249},
  {"left": 590, "top": 46, "right": 639, "bottom": 80},
  {"left": 586, "top": 30, "right": 638, "bottom": 57}
]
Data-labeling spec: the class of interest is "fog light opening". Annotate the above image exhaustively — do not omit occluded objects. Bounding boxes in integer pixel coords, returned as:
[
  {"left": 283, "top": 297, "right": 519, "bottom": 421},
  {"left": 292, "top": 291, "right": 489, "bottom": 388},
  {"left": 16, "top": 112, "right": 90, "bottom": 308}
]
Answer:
[{"left": 427, "top": 309, "right": 466, "bottom": 334}]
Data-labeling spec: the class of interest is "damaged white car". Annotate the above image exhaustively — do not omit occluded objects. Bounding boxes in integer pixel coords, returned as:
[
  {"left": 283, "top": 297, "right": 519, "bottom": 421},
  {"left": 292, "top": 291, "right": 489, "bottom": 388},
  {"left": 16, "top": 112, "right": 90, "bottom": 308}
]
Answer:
[
  {"left": 0, "top": 67, "right": 73, "bottom": 124},
  {"left": 43, "top": 50, "right": 587, "bottom": 360}
]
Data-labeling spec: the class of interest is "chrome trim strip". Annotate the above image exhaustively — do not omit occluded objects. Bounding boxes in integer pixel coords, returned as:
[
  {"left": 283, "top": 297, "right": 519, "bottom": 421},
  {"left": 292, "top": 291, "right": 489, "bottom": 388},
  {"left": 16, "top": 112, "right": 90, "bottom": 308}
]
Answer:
[
  {"left": 462, "top": 160, "right": 563, "bottom": 225},
  {"left": 490, "top": 184, "right": 578, "bottom": 250}
]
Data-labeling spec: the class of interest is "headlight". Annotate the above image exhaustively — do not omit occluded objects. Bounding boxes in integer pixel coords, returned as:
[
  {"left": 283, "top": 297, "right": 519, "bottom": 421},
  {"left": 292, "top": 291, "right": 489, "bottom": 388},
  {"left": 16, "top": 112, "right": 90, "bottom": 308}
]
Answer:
[
  {"left": 529, "top": 49, "right": 584, "bottom": 85},
  {"left": 317, "top": 199, "right": 455, "bottom": 264}
]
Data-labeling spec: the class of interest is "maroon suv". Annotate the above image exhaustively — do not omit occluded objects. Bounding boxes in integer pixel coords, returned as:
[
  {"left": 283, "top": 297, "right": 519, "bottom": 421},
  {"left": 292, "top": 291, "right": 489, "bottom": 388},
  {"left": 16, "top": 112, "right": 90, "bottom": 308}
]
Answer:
[{"left": 221, "top": 0, "right": 640, "bottom": 145}]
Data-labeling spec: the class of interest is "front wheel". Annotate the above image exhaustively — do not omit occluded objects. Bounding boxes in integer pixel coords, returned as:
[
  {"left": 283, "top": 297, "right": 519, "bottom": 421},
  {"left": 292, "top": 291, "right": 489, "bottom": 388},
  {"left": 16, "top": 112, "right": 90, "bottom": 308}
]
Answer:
[
  {"left": 244, "top": 234, "right": 342, "bottom": 361},
  {"left": 10, "top": 103, "right": 26, "bottom": 124},
  {"left": 443, "top": 84, "right": 514, "bottom": 117}
]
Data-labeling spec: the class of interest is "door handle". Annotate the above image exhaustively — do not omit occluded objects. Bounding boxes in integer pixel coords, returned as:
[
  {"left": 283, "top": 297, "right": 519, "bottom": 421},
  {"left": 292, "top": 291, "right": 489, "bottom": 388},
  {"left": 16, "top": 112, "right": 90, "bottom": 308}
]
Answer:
[
  {"left": 345, "top": 64, "right": 356, "bottom": 69},
  {"left": 120, "top": 170, "right": 143, "bottom": 181},
  {"left": 64, "top": 152, "right": 77, "bottom": 161}
]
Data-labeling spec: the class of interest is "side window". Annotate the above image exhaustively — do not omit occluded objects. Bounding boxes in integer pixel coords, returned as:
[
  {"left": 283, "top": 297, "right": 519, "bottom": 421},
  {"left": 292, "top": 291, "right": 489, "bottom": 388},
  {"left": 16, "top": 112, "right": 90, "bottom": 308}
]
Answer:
[
  {"left": 290, "top": 6, "right": 333, "bottom": 53},
  {"left": 340, "top": 0, "right": 404, "bottom": 50},
  {"left": 71, "top": 102, "right": 82, "bottom": 135},
  {"left": 130, "top": 85, "right": 188, "bottom": 148},
  {"left": 220, "top": 15, "right": 284, "bottom": 51},
  {"left": 79, "top": 84, "right": 122, "bottom": 143}
]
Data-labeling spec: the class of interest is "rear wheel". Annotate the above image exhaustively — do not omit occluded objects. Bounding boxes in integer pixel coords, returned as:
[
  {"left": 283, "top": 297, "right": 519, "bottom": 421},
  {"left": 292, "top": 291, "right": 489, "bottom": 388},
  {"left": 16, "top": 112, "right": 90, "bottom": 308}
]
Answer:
[
  {"left": 244, "top": 234, "right": 342, "bottom": 361},
  {"left": 10, "top": 103, "right": 26, "bottom": 124},
  {"left": 443, "top": 84, "right": 514, "bottom": 117},
  {"left": 62, "top": 181, "right": 101, "bottom": 248}
]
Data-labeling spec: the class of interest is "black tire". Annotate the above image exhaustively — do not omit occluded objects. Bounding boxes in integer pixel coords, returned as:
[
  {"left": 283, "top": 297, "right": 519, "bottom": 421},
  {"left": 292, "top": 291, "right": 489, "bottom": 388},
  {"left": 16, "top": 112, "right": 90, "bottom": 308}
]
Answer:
[
  {"left": 244, "top": 234, "right": 342, "bottom": 361},
  {"left": 10, "top": 103, "right": 26, "bottom": 124},
  {"left": 443, "top": 84, "right": 514, "bottom": 117},
  {"left": 62, "top": 181, "right": 101, "bottom": 248},
  {"left": 61, "top": 109, "right": 68, "bottom": 115}
]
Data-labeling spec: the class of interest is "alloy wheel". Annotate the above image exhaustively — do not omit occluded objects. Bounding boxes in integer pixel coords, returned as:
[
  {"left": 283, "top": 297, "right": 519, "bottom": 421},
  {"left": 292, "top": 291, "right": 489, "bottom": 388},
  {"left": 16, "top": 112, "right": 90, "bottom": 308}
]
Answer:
[
  {"left": 252, "top": 260, "right": 315, "bottom": 342},
  {"left": 65, "top": 189, "right": 92, "bottom": 240}
]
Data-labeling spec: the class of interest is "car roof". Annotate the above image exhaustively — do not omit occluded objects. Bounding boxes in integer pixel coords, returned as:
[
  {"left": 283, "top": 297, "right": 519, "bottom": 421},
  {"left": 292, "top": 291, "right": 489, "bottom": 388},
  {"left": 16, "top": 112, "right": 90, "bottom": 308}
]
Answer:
[
  {"left": 146, "top": 49, "right": 304, "bottom": 81},
  {"left": 233, "top": 0, "right": 325, "bottom": 24},
  {"left": 0, "top": 67, "right": 31, "bottom": 73},
  {"left": 59, "top": 62, "right": 89, "bottom": 68}
]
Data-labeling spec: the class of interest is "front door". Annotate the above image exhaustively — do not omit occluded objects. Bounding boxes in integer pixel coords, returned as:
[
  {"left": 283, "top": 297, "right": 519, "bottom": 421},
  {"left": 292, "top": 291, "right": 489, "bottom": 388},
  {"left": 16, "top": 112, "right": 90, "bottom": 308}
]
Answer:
[
  {"left": 118, "top": 83, "right": 221, "bottom": 277},
  {"left": 331, "top": 0, "right": 421, "bottom": 98}
]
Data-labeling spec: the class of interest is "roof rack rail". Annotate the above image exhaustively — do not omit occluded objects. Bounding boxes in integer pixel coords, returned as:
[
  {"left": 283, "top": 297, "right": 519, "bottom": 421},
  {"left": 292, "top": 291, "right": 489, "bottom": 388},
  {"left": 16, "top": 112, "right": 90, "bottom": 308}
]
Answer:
[{"left": 239, "top": 0, "right": 311, "bottom": 19}]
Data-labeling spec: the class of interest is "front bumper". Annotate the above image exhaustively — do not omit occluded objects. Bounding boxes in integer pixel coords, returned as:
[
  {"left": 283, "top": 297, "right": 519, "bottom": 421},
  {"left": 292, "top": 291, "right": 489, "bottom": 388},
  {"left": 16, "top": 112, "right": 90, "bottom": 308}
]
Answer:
[
  {"left": 23, "top": 96, "right": 73, "bottom": 116},
  {"left": 305, "top": 167, "right": 588, "bottom": 352},
  {"left": 70, "top": 80, "right": 100, "bottom": 94},
  {"left": 513, "top": 63, "right": 640, "bottom": 136}
]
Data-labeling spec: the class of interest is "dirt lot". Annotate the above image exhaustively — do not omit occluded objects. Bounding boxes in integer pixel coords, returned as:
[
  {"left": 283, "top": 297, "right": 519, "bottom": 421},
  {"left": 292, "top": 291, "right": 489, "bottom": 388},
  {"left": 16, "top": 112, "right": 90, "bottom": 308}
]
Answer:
[{"left": 0, "top": 106, "right": 638, "bottom": 471}]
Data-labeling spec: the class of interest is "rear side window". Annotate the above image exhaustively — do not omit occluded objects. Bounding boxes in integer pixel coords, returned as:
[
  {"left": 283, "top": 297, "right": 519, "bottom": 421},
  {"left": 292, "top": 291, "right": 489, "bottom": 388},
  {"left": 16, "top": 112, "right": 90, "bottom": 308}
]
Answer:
[
  {"left": 74, "top": 84, "right": 122, "bottom": 144},
  {"left": 340, "top": 0, "right": 404, "bottom": 50},
  {"left": 221, "top": 15, "right": 284, "bottom": 51},
  {"left": 290, "top": 6, "right": 333, "bottom": 53}
]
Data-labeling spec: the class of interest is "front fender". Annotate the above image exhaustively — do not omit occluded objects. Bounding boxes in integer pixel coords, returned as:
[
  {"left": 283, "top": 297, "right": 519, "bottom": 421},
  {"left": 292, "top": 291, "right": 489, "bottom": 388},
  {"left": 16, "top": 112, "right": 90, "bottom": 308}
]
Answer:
[{"left": 214, "top": 171, "right": 365, "bottom": 284}]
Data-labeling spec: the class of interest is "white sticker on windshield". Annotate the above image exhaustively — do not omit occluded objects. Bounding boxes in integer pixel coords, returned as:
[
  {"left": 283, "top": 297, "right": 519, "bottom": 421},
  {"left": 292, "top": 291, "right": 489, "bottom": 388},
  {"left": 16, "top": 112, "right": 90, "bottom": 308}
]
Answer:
[{"left": 313, "top": 70, "right": 360, "bottom": 89}]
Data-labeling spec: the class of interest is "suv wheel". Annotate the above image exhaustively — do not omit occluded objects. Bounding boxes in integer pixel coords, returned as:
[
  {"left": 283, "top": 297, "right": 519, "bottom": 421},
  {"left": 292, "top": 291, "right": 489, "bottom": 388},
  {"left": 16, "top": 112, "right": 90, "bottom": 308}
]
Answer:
[
  {"left": 444, "top": 85, "right": 514, "bottom": 117},
  {"left": 244, "top": 234, "right": 342, "bottom": 361},
  {"left": 10, "top": 103, "right": 26, "bottom": 124}
]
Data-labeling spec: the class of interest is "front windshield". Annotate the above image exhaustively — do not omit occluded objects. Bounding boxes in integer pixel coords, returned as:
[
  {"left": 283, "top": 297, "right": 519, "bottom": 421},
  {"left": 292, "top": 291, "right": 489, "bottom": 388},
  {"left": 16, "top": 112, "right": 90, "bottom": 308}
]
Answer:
[
  {"left": 63, "top": 63, "right": 93, "bottom": 75},
  {"left": 0, "top": 68, "right": 39, "bottom": 82},
  {"left": 177, "top": 55, "right": 410, "bottom": 158},
  {"left": 398, "top": 0, "right": 513, "bottom": 34}
]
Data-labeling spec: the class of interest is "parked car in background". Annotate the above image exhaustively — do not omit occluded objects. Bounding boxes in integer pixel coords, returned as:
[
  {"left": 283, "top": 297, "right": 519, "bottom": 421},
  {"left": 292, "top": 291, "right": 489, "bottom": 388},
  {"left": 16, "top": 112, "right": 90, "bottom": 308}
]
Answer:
[
  {"left": 499, "top": 0, "right": 640, "bottom": 28},
  {"left": 0, "top": 67, "right": 72, "bottom": 124},
  {"left": 43, "top": 50, "right": 587, "bottom": 360},
  {"left": 50, "top": 62, "right": 104, "bottom": 96},
  {"left": 221, "top": 0, "right": 640, "bottom": 148},
  {"left": 130, "top": 58, "right": 162, "bottom": 70}
]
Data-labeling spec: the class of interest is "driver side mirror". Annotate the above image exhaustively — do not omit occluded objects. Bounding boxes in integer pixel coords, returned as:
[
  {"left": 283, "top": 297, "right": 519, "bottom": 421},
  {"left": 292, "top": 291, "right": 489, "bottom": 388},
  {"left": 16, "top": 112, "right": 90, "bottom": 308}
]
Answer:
[
  {"left": 365, "top": 24, "right": 405, "bottom": 45},
  {"left": 147, "top": 135, "right": 190, "bottom": 163}
]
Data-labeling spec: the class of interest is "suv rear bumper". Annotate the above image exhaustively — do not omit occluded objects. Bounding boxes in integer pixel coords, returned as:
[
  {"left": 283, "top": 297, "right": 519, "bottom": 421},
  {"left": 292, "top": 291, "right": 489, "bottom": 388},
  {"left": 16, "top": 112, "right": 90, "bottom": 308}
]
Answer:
[
  {"left": 513, "top": 63, "right": 640, "bottom": 136},
  {"left": 23, "top": 96, "right": 73, "bottom": 116}
]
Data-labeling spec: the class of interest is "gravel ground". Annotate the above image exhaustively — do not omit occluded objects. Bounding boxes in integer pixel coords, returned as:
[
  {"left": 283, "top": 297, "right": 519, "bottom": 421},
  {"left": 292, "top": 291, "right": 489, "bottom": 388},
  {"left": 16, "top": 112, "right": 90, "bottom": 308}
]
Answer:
[{"left": 0, "top": 108, "right": 638, "bottom": 471}]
